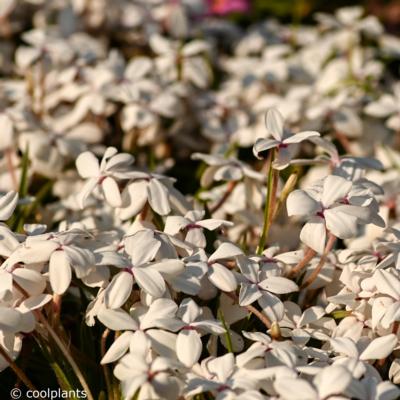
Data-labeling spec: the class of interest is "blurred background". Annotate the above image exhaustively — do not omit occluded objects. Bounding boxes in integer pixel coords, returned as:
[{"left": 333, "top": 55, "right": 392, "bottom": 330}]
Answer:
[{"left": 227, "top": 0, "right": 400, "bottom": 32}]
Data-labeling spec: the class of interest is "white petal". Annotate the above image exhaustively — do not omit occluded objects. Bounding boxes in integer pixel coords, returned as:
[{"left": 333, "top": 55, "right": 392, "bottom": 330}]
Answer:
[
  {"left": 252, "top": 138, "right": 280, "bottom": 159},
  {"left": 49, "top": 251, "right": 72, "bottom": 295},
  {"left": 330, "top": 337, "right": 359, "bottom": 359},
  {"left": 148, "top": 179, "right": 171, "bottom": 216},
  {"left": 101, "top": 177, "right": 122, "bottom": 207},
  {"left": 374, "top": 269, "right": 400, "bottom": 299},
  {"left": 117, "top": 180, "right": 148, "bottom": 220},
  {"left": 300, "top": 218, "right": 326, "bottom": 254},
  {"left": 287, "top": 190, "right": 319, "bottom": 217},
  {"left": 359, "top": 334, "right": 398, "bottom": 360},
  {"left": 324, "top": 208, "right": 358, "bottom": 239},
  {"left": 104, "top": 271, "right": 133, "bottom": 309},
  {"left": 315, "top": 365, "right": 352, "bottom": 399},
  {"left": 101, "top": 331, "right": 134, "bottom": 364},
  {"left": 0, "top": 307, "right": 22, "bottom": 333},
  {"left": 176, "top": 330, "right": 202, "bottom": 367},
  {"left": 97, "top": 308, "right": 138, "bottom": 331},
  {"left": 274, "top": 377, "right": 317, "bottom": 400},
  {"left": 321, "top": 175, "right": 352, "bottom": 207},
  {"left": 208, "top": 263, "right": 237, "bottom": 292},
  {"left": 259, "top": 276, "right": 299, "bottom": 294},
  {"left": 0, "top": 191, "right": 18, "bottom": 221},
  {"left": 239, "top": 283, "right": 262, "bottom": 306},
  {"left": 76, "top": 177, "right": 98, "bottom": 209},
  {"left": 75, "top": 151, "right": 100, "bottom": 178},
  {"left": 134, "top": 267, "right": 165, "bottom": 297},
  {"left": 209, "top": 242, "right": 243, "bottom": 262},
  {"left": 265, "top": 108, "right": 284, "bottom": 141},
  {"left": 125, "top": 230, "right": 161, "bottom": 265},
  {"left": 283, "top": 131, "right": 320, "bottom": 144}
]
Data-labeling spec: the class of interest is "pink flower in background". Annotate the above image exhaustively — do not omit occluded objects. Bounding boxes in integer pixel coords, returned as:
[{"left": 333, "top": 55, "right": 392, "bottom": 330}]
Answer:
[{"left": 207, "top": 0, "right": 250, "bottom": 16}]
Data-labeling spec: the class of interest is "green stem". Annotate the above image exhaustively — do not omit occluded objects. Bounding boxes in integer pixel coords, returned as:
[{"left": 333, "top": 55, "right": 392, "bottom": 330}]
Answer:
[
  {"left": 218, "top": 309, "right": 233, "bottom": 353},
  {"left": 256, "top": 151, "right": 278, "bottom": 255}
]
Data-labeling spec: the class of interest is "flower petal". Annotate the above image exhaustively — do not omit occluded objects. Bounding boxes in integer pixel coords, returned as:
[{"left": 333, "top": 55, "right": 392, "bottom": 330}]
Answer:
[
  {"left": 176, "top": 329, "right": 202, "bottom": 367},
  {"left": 49, "top": 251, "right": 72, "bottom": 295},
  {"left": 299, "top": 217, "right": 326, "bottom": 254}
]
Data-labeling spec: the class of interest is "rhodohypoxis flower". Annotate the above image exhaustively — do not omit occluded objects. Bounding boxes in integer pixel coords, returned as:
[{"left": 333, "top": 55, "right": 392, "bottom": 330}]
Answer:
[
  {"left": 236, "top": 255, "right": 298, "bottom": 322},
  {"left": 176, "top": 299, "right": 224, "bottom": 367},
  {"left": 253, "top": 108, "right": 320, "bottom": 170},
  {"left": 116, "top": 173, "right": 176, "bottom": 218},
  {"left": 75, "top": 147, "right": 135, "bottom": 208},
  {"left": 164, "top": 210, "right": 233, "bottom": 248},
  {"left": 287, "top": 175, "right": 383, "bottom": 253},
  {"left": 114, "top": 351, "right": 182, "bottom": 400},
  {"left": 173, "top": 243, "right": 242, "bottom": 295},
  {"left": 184, "top": 353, "right": 260, "bottom": 398}
]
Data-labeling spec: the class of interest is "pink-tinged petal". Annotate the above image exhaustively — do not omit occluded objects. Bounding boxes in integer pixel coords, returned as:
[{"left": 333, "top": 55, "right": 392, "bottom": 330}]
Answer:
[
  {"left": 101, "top": 177, "right": 122, "bottom": 208},
  {"left": 176, "top": 330, "right": 202, "bottom": 367},
  {"left": 49, "top": 251, "right": 71, "bottom": 295},
  {"left": 286, "top": 190, "right": 320, "bottom": 217},
  {"left": 283, "top": 130, "right": 320, "bottom": 144},
  {"left": 104, "top": 271, "right": 133, "bottom": 309},
  {"left": 76, "top": 177, "right": 98, "bottom": 209},
  {"left": 299, "top": 217, "right": 326, "bottom": 254},
  {"left": 265, "top": 108, "right": 284, "bottom": 141},
  {"left": 75, "top": 151, "right": 100, "bottom": 178},
  {"left": 321, "top": 175, "right": 352, "bottom": 207},
  {"left": 359, "top": 334, "right": 397, "bottom": 360}
]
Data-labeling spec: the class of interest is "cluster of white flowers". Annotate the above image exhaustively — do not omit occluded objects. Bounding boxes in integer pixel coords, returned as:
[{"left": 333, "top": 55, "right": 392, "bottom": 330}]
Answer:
[{"left": 1, "top": 1, "right": 400, "bottom": 399}]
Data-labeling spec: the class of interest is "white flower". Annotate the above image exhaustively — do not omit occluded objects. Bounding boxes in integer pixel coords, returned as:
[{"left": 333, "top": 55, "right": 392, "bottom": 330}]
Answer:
[
  {"left": 253, "top": 108, "right": 320, "bottom": 170},
  {"left": 164, "top": 210, "right": 233, "bottom": 248},
  {"left": 287, "top": 175, "right": 382, "bottom": 253},
  {"left": 176, "top": 299, "right": 224, "bottom": 367},
  {"left": 75, "top": 147, "right": 135, "bottom": 208}
]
